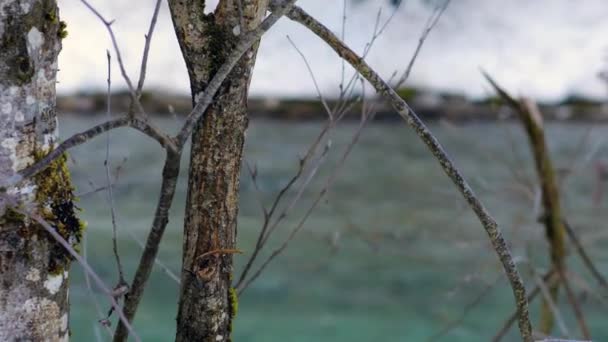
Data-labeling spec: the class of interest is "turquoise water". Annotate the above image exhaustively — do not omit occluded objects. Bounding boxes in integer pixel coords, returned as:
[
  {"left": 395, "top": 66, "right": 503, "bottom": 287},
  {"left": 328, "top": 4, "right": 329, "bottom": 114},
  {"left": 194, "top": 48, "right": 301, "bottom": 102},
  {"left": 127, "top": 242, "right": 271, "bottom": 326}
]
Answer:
[{"left": 60, "top": 114, "right": 608, "bottom": 341}]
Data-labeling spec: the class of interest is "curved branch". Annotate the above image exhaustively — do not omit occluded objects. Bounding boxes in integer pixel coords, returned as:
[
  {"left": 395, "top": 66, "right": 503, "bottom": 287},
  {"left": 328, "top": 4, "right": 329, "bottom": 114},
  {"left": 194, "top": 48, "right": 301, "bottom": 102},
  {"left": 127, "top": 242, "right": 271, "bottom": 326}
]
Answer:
[{"left": 271, "top": 3, "right": 533, "bottom": 341}]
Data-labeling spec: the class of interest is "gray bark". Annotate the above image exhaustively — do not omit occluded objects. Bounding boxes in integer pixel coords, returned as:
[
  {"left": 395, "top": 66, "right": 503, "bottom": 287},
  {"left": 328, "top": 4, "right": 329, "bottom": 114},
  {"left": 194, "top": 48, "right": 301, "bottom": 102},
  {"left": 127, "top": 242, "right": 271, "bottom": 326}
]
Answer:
[
  {"left": 168, "top": 0, "right": 267, "bottom": 340},
  {"left": 0, "top": 1, "right": 76, "bottom": 340}
]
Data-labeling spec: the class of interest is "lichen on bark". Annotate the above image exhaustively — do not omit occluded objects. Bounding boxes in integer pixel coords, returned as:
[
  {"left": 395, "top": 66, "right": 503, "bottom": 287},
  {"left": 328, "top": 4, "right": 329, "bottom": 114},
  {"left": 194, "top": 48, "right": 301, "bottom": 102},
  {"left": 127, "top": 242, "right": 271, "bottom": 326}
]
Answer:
[{"left": 0, "top": 1, "right": 73, "bottom": 340}]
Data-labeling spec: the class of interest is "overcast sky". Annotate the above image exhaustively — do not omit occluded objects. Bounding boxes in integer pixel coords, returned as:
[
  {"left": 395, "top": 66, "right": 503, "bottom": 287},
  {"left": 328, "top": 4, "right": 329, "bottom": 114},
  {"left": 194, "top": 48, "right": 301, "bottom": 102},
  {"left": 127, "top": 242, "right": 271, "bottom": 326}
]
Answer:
[{"left": 57, "top": 0, "right": 608, "bottom": 101}]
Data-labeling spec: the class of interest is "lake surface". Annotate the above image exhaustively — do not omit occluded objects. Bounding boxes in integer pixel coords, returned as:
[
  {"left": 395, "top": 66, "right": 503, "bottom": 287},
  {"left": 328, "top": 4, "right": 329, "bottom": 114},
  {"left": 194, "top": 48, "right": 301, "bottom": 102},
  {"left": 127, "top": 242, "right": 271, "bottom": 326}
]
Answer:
[{"left": 60, "top": 114, "right": 608, "bottom": 341}]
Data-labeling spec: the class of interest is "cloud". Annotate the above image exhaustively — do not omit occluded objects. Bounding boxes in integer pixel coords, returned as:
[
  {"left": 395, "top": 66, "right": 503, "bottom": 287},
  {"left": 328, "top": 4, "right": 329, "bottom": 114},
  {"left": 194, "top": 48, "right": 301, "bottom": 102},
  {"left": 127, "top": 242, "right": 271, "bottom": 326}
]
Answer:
[{"left": 57, "top": 0, "right": 608, "bottom": 101}]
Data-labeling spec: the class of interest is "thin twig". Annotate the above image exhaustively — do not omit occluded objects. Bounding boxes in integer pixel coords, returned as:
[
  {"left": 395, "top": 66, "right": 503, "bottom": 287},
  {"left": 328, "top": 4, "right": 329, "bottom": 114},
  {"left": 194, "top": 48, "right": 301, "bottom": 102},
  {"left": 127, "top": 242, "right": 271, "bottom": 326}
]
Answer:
[
  {"left": 563, "top": 220, "right": 608, "bottom": 291},
  {"left": 105, "top": 51, "right": 126, "bottom": 285},
  {"left": 287, "top": 35, "right": 332, "bottom": 120},
  {"left": 125, "top": 227, "right": 181, "bottom": 284},
  {"left": 236, "top": 99, "right": 356, "bottom": 289},
  {"left": 79, "top": 0, "right": 143, "bottom": 117},
  {"left": 427, "top": 274, "right": 502, "bottom": 341},
  {"left": 394, "top": 0, "right": 450, "bottom": 89},
  {"left": 83, "top": 231, "right": 113, "bottom": 336},
  {"left": 135, "top": 0, "right": 163, "bottom": 96},
  {"left": 530, "top": 266, "right": 570, "bottom": 338},
  {"left": 235, "top": 134, "right": 332, "bottom": 290},
  {"left": 493, "top": 269, "right": 556, "bottom": 342},
  {"left": 239, "top": 109, "right": 371, "bottom": 294},
  {"left": 339, "top": 0, "right": 347, "bottom": 89},
  {"left": 559, "top": 269, "right": 592, "bottom": 340}
]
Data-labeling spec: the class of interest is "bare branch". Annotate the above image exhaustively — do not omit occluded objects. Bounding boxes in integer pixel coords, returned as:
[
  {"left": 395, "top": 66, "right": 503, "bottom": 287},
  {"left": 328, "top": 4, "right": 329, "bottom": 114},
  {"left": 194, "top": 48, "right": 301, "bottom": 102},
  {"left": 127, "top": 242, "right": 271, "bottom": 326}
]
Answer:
[
  {"left": 239, "top": 111, "right": 369, "bottom": 294},
  {"left": 113, "top": 151, "right": 181, "bottom": 342},
  {"left": 135, "top": 0, "right": 163, "bottom": 96},
  {"left": 9, "top": 117, "right": 176, "bottom": 188},
  {"left": 16, "top": 118, "right": 129, "bottom": 182},
  {"left": 560, "top": 269, "right": 592, "bottom": 340},
  {"left": 287, "top": 35, "right": 333, "bottom": 120},
  {"left": 427, "top": 274, "right": 502, "bottom": 341},
  {"left": 79, "top": 0, "right": 143, "bottom": 117},
  {"left": 125, "top": 227, "right": 181, "bottom": 284},
  {"left": 530, "top": 267, "right": 570, "bottom": 338},
  {"left": 83, "top": 232, "right": 113, "bottom": 337},
  {"left": 272, "top": 4, "right": 533, "bottom": 340},
  {"left": 105, "top": 51, "right": 126, "bottom": 285},
  {"left": 493, "top": 269, "right": 556, "bottom": 342},
  {"left": 563, "top": 220, "right": 608, "bottom": 291},
  {"left": 394, "top": 0, "right": 449, "bottom": 89}
]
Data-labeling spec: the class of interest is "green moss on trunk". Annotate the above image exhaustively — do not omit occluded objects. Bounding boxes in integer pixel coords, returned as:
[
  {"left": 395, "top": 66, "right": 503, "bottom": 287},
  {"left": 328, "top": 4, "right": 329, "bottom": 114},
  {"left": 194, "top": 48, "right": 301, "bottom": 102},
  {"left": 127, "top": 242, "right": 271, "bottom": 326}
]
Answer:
[{"left": 32, "top": 148, "right": 83, "bottom": 274}]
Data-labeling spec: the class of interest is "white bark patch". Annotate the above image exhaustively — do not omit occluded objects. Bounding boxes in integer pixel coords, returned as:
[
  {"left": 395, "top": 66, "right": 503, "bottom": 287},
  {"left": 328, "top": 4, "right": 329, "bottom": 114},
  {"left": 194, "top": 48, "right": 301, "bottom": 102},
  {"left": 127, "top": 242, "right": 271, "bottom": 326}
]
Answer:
[
  {"left": 1, "top": 137, "right": 18, "bottom": 173},
  {"left": 27, "top": 27, "right": 43, "bottom": 53},
  {"left": 216, "top": 335, "right": 223, "bottom": 341},
  {"left": 44, "top": 273, "right": 63, "bottom": 295},
  {"left": 1, "top": 102, "right": 11, "bottom": 114},
  {"left": 14, "top": 110, "right": 24, "bottom": 122},
  {"left": 26, "top": 95, "right": 35, "bottom": 105},
  {"left": 232, "top": 25, "right": 241, "bottom": 36},
  {"left": 20, "top": 2, "right": 31, "bottom": 13},
  {"left": 25, "top": 268, "right": 40, "bottom": 282},
  {"left": 60, "top": 313, "right": 68, "bottom": 332}
]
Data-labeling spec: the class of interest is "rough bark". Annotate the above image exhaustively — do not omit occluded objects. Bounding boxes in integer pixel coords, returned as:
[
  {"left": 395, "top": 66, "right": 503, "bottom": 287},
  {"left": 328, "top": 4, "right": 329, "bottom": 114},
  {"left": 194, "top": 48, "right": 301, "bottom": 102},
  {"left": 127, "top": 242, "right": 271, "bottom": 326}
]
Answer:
[
  {"left": 0, "top": 1, "right": 76, "bottom": 341},
  {"left": 168, "top": 1, "right": 267, "bottom": 341}
]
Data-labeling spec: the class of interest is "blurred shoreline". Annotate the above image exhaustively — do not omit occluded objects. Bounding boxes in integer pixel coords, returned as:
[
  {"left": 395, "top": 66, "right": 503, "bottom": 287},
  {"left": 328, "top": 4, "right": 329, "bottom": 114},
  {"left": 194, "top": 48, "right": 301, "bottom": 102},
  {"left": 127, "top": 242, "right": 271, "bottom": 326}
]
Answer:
[{"left": 57, "top": 88, "right": 608, "bottom": 122}]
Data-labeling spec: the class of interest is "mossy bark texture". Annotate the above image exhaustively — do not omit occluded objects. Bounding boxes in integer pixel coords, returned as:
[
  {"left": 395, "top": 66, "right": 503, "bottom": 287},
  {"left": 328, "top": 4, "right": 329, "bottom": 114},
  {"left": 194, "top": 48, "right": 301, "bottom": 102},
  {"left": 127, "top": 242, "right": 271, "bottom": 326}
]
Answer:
[
  {"left": 0, "top": 0, "right": 78, "bottom": 341},
  {"left": 168, "top": 1, "right": 267, "bottom": 341}
]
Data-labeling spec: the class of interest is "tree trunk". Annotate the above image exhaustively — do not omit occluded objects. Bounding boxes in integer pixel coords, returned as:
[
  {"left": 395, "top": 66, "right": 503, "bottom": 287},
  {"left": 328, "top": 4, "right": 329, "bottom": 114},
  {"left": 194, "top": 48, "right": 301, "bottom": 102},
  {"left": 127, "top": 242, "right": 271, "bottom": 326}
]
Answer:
[
  {"left": 0, "top": 1, "right": 78, "bottom": 341},
  {"left": 168, "top": 0, "right": 267, "bottom": 340}
]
